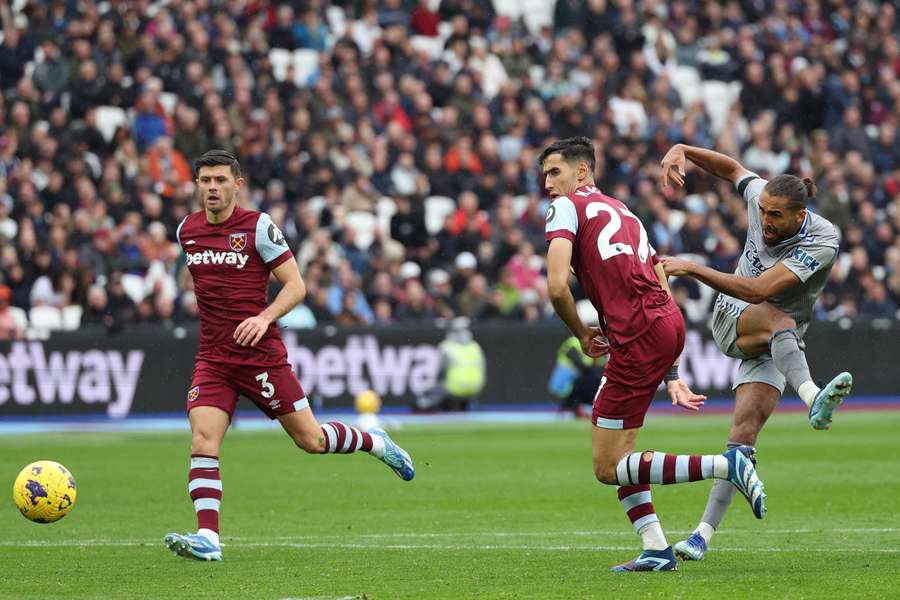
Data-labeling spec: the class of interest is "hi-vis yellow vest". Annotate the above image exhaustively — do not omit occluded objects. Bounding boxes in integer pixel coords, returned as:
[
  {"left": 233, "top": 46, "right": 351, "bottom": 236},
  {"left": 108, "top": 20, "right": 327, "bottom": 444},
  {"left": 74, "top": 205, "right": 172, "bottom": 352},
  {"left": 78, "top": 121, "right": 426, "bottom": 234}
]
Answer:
[{"left": 443, "top": 341, "right": 485, "bottom": 397}]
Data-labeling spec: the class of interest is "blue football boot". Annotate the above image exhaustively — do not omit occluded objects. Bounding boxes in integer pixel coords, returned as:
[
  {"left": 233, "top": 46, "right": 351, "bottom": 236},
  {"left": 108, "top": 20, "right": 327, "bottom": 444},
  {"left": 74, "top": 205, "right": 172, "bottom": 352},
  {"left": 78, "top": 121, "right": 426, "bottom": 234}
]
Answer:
[
  {"left": 674, "top": 532, "right": 708, "bottom": 561},
  {"left": 164, "top": 532, "right": 222, "bottom": 561},
  {"left": 370, "top": 428, "right": 415, "bottom": 481},
  {"left": 611, "top": 546, "right": 678, "bottom": 571},
  {"left": 724, "top": 445, "right": 766, "bottom": 519},
  {"left": 809, "top": 372, "right": 853, "bottom": 430}
]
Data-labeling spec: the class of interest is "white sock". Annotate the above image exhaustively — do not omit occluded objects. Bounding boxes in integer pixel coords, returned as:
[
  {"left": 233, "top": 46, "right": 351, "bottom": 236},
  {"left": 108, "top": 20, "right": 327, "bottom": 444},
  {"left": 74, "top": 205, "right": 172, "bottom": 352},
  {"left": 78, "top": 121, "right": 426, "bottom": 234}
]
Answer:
[
  {"left": 369, "top": 434, "right": 385, "bottom": 458},
  {"left": 798, "top": 381, "right": 820, "bottom": 408},
  {"left": 197, "top": 528, "right": 219, "bottom": 546},
  {"left": 694, "top": 522, "right": 715, "bottom": 544},
  {"left": 637, "top": 521, "right": 668, "bottom": 551},
  {"left": 712, "top": 455, "right": 729, "bottom": 479}
]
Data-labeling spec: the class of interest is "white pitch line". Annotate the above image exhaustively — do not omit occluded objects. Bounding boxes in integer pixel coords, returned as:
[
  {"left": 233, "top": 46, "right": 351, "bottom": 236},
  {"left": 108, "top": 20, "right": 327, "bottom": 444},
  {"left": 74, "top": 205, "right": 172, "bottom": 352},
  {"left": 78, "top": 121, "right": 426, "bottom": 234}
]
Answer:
[
  {"left": 1, "top": 540, "right": 899, "bottom": 553},
  {"left": 223, "top": 527, "right": 900, "bottom": 540}
]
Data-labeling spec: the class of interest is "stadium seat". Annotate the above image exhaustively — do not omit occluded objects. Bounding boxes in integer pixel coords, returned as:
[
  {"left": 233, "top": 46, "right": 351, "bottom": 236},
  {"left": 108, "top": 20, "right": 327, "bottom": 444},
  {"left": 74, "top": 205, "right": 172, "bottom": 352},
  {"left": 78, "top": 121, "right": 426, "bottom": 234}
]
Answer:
[
  {"left": 511, "top": 195, "right": 530, "bottom": 219},
  {"left": 376, "top": 196, "right": 396, "bottom": 238},
  {"left": 158, "top": 92, "right": 178, "bottom": 116},
  {"left": 307, "top": 196, "right": 327, "bottom": 217},
  {"left": 325, "top": 5, "right": 348, "bottom": 38},
  {"left": 61, "top": 305, "right": 83, "bottom": 330},
  {"left": 344, "top": 211, "right": 377, "bottom": 250},
  {"left": 700, "top": 80, "right": 742, "bottom": 136},
  {"left": 28, "top": 306, "right": 63, "bottom": 331},
  {"left": 8, "top": 305, "right": 27, "bottom": 332},
  {"left": 120, "top": 274, "right": 147, "bottom": 304},
  {"left": 269, "top": 48, "right": 293, "bottom": 82},
  {"left": 671, "top": 66, "right": 702, "bottom": 107},
  {"left": 95, "top": 106, "right": 129, "bottom": 143},
  {"left": 424, "top": 196, "right": 456, "bottom": 235},
  {"left": 293, "top": 49, "right": 319, "bottom": 86},
  {"left": 410, "top": 35, "right": 444, "bottom": 60}
]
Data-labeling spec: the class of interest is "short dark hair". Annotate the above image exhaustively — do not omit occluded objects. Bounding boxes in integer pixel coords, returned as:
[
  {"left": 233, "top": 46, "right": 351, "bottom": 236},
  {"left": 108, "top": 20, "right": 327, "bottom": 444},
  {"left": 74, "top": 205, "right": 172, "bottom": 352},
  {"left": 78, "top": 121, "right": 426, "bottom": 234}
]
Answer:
[
  {"left": 764, "top": 174, "right": 816, "bottom": 211},
  {"left": 537, "top": 136, "right": 596, "bottom": 174},
  {"left": 194, "top": 149, "right": 241, "bottom": 178}
]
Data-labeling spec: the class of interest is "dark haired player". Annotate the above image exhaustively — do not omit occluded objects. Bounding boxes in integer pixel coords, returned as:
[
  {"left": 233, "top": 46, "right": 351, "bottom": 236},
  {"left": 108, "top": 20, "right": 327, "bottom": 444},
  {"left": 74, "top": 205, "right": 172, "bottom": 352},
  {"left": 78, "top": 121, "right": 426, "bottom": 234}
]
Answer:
[
  {"left": 164, "top": 150, "right": 414, "bottom": 561},
  {"left": 542, "top": 137, "right": 766, "bottom": 572},
  {"left": 658, "top": 144, "right": 851, "bottom": 561}
]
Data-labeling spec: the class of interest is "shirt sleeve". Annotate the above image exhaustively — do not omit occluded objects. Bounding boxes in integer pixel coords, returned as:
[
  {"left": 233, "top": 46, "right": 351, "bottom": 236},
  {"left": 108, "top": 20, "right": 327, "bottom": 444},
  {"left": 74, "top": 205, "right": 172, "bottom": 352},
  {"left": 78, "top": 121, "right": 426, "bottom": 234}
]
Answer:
[
  {"left": 545, "top": 196, "right": 578, "bottom": 243},
  {"left": 255, "top": 212, "right": 292, "bottom": 267},
  {"left": 782, "top": 245, "right": 837, "bottom": 283},
  {"left": 736, "top": 175, "right": 766, "bottom": 206}
]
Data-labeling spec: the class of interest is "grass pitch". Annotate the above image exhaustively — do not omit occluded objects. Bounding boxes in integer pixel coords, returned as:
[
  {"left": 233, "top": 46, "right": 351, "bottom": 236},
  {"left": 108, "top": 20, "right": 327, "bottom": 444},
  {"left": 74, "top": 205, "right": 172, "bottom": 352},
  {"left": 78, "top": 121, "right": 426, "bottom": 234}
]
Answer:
[{"left": 1, "top": 411, "right": 898, "bottom": 599}]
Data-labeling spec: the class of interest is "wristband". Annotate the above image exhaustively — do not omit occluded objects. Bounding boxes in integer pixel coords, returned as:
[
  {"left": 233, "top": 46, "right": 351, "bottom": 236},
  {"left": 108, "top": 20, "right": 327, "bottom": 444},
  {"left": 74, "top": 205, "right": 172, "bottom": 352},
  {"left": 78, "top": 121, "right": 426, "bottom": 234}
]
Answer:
[{"left": 664, "top": 366, "right": 679, "bottom": 382}]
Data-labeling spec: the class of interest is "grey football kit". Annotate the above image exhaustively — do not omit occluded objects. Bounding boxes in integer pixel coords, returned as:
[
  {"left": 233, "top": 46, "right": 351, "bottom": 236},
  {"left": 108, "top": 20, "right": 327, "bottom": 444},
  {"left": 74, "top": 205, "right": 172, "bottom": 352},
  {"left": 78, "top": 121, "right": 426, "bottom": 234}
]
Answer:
[{"left": 710, "top": 175, "right": 840, "bottom": 392}]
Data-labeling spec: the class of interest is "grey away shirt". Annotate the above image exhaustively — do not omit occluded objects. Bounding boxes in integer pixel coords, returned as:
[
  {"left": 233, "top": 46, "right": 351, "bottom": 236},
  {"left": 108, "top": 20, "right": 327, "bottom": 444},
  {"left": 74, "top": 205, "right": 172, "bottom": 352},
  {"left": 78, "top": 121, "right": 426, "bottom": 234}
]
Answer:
[{"left": 727, "top": 175, "right": 840, "bottom": 336}]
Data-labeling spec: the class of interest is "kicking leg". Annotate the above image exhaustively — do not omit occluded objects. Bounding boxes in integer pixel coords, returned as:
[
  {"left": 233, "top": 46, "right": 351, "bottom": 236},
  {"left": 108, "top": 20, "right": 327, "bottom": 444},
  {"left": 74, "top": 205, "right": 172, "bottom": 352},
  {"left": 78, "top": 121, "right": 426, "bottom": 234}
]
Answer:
[
  {"left": 736, "top": 303, "right": 852, "bottom": 429},
  {"left": 165, "top": 406, "right": 229, "bottom": 561},
  {"left": 278, "top": 407, "right": 415, "bottom": 481},
  {"left": 676, "top": 383, "right": 779, "bottom": 561}
]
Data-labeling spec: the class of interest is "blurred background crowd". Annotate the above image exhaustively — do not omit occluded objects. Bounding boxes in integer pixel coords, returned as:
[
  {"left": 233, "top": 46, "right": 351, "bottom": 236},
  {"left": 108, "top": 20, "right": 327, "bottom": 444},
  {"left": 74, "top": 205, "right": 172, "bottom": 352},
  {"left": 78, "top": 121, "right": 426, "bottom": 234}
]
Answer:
[{"left": 1, "top": 0, "right": 899, "bottom": 340}]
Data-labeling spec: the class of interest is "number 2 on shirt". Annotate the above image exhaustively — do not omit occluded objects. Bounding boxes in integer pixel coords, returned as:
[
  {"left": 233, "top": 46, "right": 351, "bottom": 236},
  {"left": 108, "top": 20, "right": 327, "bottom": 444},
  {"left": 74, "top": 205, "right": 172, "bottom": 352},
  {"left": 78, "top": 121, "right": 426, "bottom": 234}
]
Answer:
[{"left": 585, "top": 202, "right": 649, "bottom": 262}]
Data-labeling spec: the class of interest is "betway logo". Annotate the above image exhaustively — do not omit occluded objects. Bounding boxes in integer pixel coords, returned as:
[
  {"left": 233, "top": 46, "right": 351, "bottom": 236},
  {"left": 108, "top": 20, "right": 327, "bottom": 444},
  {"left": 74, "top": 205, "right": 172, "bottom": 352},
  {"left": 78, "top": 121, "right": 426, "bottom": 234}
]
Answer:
[
  {"left": 677, "top": 330, "right": 741, "bottom": 390},
  {"left": 0, "top": 342, "right": 145, "bottom": 417},
  {"left": 186, "top": 250, "right": 249, "bottom": 269},
  {"left": 283, "top": 332, "right": 441, "bottom": 398}
]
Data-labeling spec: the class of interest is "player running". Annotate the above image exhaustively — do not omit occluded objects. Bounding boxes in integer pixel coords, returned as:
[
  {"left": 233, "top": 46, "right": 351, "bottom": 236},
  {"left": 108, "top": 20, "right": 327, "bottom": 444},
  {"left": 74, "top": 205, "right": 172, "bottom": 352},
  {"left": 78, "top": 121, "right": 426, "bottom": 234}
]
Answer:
[
  {"left": 657, "top": 144, "right": 852, "bottom": 561},
  {"left": 164, "top": 150, "right": 414, "bottom": 562},
  {"left": 542, "top": 137, "right": 766, "bottom": 572}
]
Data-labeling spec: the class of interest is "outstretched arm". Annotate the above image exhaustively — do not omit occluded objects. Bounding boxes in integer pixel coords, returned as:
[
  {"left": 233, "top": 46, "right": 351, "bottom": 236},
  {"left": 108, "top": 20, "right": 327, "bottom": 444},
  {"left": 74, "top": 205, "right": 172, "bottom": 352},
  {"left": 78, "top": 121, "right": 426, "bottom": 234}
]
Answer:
[
  {"left": 661, "top": 258, "right": 800, "bottom": 304},
  {"left": 660, "top": 144, "right": 755, "bottom": 188},
  {"left": 234, "top": 256, "right": 307, "bottom": 347}
]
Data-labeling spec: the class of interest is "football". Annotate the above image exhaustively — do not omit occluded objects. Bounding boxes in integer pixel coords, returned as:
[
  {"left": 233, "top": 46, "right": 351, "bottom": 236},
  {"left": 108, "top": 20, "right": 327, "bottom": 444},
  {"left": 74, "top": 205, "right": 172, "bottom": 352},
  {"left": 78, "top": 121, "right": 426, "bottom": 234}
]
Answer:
[
  {"left": 13, "top": 461, "right": 77, "bottom": 523},
  {"left": 354, "top": 389, "right": 382, "bottom": 414}
]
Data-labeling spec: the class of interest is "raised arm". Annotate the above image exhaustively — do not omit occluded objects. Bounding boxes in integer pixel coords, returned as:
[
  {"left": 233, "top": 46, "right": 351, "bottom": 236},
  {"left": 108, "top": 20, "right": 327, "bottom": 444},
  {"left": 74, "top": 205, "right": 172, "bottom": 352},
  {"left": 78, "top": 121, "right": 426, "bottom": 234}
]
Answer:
[{"left": 660, "top": 144, "right": 755, "bottom": 189}]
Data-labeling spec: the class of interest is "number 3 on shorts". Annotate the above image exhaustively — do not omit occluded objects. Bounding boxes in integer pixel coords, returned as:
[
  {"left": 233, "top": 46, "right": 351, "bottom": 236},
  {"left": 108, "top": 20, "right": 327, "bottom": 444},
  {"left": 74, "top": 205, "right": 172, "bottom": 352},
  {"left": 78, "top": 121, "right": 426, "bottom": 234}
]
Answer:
[{"left": 255, "top": 371, "right": 275, "bottom": 398}]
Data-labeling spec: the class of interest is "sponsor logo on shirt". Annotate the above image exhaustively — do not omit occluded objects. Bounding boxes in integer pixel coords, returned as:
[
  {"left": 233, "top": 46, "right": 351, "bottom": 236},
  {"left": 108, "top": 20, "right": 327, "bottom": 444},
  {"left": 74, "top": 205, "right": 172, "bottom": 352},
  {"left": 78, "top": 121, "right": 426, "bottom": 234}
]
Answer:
[
  {"left": 229, "top": 232, "right": 247, "bottom": 252},
  {"left": 744, "top": 240, "right": 769, "bottom": 277},
  {"left": 186, "top": 250, "right": 250, "bottom": 269},
  {"left": 791, "top": 247, "right": 820, "bottom": 271}
]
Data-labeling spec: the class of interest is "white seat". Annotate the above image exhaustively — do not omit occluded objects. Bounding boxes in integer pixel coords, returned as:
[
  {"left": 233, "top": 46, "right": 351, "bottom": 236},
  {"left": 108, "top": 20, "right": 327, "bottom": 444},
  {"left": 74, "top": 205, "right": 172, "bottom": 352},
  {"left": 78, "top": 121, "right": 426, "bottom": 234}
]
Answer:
[
  {"left": 61, "top": 305, "right": 83, "bottom": 330},
  {"left": 344, "top": 211, "right": 378, "bottom": 250},
  {"left": 671, "top": 66, "right": 701, "bottom": 107},
  {"left": 293, "top": 49, "right": 319, "bottom": 86},
  {"left": 307, "top": 195, "right": 327, "bottom": 217},
  {"left": 28, "top": 306, "right": 63, "bottom": 330},
  {"left": 158, "top": 91, "right": 178, "bottom": 115},
  {"left": 95, "top": 106, "right": 128, "bottom": 142},
  {"left": 424, "top": 195, "right": 457, "bottom": 235},
  {"left": 511, "top": 195, "right": 530, "bottom": 219},
  {"left": 8, "top": 305, "right": 27, "bottom": 331},
  {"left": 325, "top": 5, "right": 347, "bottom": 38},
  {"left": 700, "top": 80, "right": 741, "bottom": 136},
  {"left": 410, "top": 35, "right": 444, "bottom": 60},
  {"left": 376, "top": 196, "right": 397, "bottom": 239},
  {"left": 120, "top": 273, "right": 147, "bottom": 304},
  {"left": 269, "top": 48, "right": 293, "bottom": 82}
]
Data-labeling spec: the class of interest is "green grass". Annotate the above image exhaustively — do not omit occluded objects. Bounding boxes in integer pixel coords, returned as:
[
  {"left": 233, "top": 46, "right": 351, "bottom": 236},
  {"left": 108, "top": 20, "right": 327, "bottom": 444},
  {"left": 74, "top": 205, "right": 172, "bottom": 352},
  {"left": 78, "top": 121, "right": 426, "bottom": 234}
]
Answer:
[{"left": 1, "top": 411, "right": 899, "bottom": 599}]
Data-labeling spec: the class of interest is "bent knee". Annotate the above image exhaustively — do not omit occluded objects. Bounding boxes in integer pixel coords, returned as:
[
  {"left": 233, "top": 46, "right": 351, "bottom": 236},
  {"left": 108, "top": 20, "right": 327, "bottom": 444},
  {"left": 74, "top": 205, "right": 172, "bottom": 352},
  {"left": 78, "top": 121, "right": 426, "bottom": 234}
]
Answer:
[
  {"left": 770, "top": 314, "right": 798, "bottom": 334},
  {"left": 593, "top": 461, "right": 619, "bottom": 485},
  {"left": 291, "top": 431, "right": 326, "bottom": 454},
  {"left": 191, "top": 430, "right": 221, "bottom": 455}
]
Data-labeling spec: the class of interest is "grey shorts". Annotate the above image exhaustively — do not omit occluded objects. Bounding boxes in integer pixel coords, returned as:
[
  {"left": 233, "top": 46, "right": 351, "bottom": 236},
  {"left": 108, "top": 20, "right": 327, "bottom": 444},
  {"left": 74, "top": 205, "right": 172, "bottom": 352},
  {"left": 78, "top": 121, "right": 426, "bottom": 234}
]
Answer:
[{"left": 711, "top": 295, "right": 786, "bottom": 394}]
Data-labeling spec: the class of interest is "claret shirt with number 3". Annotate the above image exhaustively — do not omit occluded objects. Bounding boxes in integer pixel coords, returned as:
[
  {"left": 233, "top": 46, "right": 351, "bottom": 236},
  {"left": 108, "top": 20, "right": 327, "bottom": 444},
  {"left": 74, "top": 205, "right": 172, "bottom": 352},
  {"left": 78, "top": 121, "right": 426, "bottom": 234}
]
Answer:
[
  {"left": 177, "top": 206, "right": 294, "bottom": 366},
  {"left": 545, "top": 184, "right": 677, "bottom": 345}
]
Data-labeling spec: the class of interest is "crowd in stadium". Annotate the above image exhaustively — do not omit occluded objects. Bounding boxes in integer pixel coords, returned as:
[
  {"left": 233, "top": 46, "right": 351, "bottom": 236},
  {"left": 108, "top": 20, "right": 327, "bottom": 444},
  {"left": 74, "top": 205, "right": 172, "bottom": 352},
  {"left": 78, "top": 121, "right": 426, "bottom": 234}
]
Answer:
[{"left": 1, "top": 0, "right": 899, "bottom": 339}]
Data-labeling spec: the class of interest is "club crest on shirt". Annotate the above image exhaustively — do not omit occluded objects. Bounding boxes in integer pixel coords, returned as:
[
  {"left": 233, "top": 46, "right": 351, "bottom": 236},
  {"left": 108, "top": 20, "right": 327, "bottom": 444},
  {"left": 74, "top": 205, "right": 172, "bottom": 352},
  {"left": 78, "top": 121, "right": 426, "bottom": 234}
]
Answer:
[
  {"left": 229, "top": 232, "right": 248, "bottom": 252},
  {"left": 187, "top": 386, "right": 200, "bottom": 402}
]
